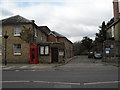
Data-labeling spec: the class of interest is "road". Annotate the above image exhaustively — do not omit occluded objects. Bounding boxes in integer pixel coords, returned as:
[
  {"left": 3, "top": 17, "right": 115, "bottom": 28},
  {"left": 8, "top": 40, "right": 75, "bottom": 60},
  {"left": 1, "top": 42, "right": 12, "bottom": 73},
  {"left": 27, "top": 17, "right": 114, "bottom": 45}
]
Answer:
[{"left": 2, "top": 56, "right": 119, "bottom": 88}]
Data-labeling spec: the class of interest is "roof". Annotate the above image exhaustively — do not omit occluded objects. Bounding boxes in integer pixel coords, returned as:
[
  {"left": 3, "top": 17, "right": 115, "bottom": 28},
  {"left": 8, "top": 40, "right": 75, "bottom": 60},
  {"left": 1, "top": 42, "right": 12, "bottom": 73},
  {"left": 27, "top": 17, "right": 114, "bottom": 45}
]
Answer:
[
  {"left": 0, "top": 15, "right": 33, "bottom": 25},
  {"left": 51, "top": 31, "right": 65, "bottom": 38},
  {"left": 106, "top": 19, "right": 120, "bottom": 30},
  {"left": 38, "top": 26, "right": 51, "bottom": 35},
  {"left": 50, "top": 31, "right": 73, "bottom": 44}
]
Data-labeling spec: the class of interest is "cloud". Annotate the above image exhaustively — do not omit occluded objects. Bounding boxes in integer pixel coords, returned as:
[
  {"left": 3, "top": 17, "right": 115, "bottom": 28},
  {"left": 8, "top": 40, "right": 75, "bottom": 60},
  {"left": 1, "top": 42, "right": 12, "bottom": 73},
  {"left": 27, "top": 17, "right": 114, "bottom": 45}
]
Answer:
[
  {"left": 0, "top": 0, "right": 114, "bottom": 42},
  {"left": 0, "top": 8, "right": 13, "bottom": 16}
]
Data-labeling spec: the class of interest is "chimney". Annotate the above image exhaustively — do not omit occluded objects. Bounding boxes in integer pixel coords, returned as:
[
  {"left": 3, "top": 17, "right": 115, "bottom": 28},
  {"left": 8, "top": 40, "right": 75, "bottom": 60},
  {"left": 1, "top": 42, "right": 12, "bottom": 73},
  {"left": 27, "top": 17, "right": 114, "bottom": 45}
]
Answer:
[
  {"left": 113, "top": 0, "right": 119, "bottom": 21},
  {"left": 31, "top": 20, "right": 35, "bottom": 24}
]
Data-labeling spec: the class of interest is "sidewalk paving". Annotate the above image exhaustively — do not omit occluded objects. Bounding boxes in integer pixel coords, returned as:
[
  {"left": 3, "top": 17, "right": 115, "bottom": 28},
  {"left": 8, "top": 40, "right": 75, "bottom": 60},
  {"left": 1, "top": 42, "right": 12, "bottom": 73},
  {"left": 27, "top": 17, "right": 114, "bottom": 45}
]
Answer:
[
  {"left": 1, "top": 57, "right": 75, "bottom": 71},
  {"left": 1, "top": 63, "right": 62, "bottom": 71}
]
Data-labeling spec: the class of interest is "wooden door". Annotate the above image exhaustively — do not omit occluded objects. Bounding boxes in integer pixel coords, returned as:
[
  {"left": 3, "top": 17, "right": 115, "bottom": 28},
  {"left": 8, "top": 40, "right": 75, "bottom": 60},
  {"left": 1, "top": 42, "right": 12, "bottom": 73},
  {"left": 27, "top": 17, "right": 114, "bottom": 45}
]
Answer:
[{"left": 51, "top": 48, "right": 58, "bottom": 63}]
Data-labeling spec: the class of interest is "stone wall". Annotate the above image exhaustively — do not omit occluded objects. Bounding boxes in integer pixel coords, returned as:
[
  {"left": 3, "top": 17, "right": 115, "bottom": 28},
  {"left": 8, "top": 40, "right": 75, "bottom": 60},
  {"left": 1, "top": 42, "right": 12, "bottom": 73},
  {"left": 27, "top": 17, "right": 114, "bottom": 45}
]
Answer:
[
  {"left": 2, "top": 24, "right": 33, "bottom": 63},
  {"left": 104, "top": 40, "right": 120, "bottom": 59}
]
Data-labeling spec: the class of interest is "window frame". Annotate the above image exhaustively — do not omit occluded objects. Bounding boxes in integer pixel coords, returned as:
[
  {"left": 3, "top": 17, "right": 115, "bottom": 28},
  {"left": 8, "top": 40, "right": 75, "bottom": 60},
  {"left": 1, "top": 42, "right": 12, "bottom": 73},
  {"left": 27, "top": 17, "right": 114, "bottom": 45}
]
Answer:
[
  {"left": 39, "top": 45, "right": 49, "bottom": 56},
  {"left": 14, "top": 26, "right": 21, "bottom": 37},
  {"left": 13, "top": 44, "right": 21, "bottom": 56}
]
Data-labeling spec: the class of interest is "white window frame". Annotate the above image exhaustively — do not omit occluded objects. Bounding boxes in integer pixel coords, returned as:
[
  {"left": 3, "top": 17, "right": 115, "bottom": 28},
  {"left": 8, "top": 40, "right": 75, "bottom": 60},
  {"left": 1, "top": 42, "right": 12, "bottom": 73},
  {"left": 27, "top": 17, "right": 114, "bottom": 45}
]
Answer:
[
  {"left": 111, "top": 26, "right": 114, "bottom": 38},
  {"left": 14, "top": 26, "right": 21, "bottom": 36},
  {"left": 45, "top": 46, "right": 49, "bottom": 55},
  {"left": 39, "top": 45, "right": 49, "bottom": 55},
  {"left": 13, "top": 44, "right": 21, "bottom": 56},
  {"left": 40, "top": 46, "right": 44, "bottom": 55}
]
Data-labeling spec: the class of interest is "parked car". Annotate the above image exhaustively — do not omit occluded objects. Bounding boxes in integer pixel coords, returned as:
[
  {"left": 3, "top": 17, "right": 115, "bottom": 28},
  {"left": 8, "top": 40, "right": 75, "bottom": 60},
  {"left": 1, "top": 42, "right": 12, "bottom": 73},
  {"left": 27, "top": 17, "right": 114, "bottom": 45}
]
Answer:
[{"left": 94, "top": 53, "right": 102, "bottom": 59}]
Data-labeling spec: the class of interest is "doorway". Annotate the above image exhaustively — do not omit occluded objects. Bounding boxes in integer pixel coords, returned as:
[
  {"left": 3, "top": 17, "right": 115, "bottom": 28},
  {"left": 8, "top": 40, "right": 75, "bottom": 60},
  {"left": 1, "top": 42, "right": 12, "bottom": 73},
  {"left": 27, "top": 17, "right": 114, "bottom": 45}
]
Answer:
[{"left": 51, "top": 48, "right": 58, "bottom": 63}]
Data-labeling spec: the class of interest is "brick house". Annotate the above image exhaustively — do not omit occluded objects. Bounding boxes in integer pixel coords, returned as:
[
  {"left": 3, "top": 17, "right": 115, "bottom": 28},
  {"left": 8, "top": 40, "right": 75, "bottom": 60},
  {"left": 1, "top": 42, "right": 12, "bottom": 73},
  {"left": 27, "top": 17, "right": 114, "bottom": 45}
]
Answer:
[
  {"left": 1, "top": 15, "right": 74, "bottom": 64},
  {"left": 48, "top": 31, "right": 74, "bottom": 59},
  {"left": 1, "top": 15, "right": 48, "bottom": 63},
  {"left": 104, "top": 0, "right": 120, "bottom": 59}
]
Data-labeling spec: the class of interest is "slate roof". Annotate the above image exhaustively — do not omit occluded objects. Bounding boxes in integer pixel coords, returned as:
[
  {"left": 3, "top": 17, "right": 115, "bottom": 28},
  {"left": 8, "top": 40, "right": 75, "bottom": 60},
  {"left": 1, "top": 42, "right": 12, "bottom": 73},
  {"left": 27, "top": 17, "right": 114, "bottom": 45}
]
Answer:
[
  {"left": 51, "top": 31, "right": 73, "bottom": 44},
  {"left": 0, "top": 15, "right": 33, "bottom": 25},
  {"left": 51, "top": 31, "right": 65, "bottom": 38},
  {"left": 106, "top": 18, "right": 120, "bottom": 30},
  {"left": 38, "top": 26, "right": 51, "bottom": 35}
]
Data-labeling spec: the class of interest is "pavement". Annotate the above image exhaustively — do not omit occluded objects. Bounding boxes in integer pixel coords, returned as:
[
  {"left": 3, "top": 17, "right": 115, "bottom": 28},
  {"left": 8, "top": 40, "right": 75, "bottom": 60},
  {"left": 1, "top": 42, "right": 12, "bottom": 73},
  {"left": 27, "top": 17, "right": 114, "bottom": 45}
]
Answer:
[
  {"left": 1, "top": 64, "right": 62, "bottom": 71},
  {"left": 1, "top": 56, "right": 119, "bottom": 71},
  {"left": 1, "top": 57, "right": 75, "bottom": 71}
]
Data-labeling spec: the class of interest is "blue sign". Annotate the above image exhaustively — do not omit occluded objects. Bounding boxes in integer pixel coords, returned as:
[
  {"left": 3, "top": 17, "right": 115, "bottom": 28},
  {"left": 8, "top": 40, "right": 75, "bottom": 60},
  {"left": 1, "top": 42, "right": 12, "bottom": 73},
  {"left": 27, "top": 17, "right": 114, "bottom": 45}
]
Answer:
[{"left": 106, "top": 48, "right": 111, "bottom": 51}]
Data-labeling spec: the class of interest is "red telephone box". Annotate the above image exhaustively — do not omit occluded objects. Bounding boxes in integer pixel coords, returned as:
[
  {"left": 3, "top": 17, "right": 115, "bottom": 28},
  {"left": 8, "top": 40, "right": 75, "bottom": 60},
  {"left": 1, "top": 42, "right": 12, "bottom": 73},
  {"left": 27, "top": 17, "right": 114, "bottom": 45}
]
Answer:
[{"left": 30, "top": 45, "right": 39, "bottom": 64}]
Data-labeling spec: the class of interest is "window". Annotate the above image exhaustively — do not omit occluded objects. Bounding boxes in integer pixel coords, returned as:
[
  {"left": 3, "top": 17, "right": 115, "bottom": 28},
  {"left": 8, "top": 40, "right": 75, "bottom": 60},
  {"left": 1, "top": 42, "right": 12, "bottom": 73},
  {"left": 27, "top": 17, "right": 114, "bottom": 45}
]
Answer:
[
  {"left": 111, "top": 26, "right": 114, "bottom": 38},
  {"left": 40, "top": 46, "right": 44, "bottom": 55},
  {"left": 45, "top": 46, "right": 49, "bottom": 55},
  {"left": 13, "top": 44, "right": 21, "bottom": 55},
  {"left": 14, "top": 26, "right": 21, "bottom": 36},
  {"left": 39, "top": 46, "right": 49, "bottom": 55},
  {"left": 35, "top": 28, "right": 37, "bottom": 37}
]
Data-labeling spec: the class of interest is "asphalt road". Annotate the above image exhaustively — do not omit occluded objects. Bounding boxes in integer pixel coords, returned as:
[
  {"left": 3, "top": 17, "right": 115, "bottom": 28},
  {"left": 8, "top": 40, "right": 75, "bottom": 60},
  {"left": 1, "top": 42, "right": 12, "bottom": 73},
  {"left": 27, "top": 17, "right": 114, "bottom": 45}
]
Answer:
[{"left": 2, "top": 56, "right": 119, "bottom": 88}]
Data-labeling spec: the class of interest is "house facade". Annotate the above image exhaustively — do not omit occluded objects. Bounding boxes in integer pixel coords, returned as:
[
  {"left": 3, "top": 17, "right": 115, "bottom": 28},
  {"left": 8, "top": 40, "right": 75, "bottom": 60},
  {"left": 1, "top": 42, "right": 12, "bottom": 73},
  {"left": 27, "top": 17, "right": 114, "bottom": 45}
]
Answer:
[
  {"left": 48, "top": 31, "right": 74, "bottom": 59},
  {"left": 104, "top": 0, "right": 120, "bottom": 59},
  {"left": 1, "top": 15, "right": 73, "bottom": 64}
]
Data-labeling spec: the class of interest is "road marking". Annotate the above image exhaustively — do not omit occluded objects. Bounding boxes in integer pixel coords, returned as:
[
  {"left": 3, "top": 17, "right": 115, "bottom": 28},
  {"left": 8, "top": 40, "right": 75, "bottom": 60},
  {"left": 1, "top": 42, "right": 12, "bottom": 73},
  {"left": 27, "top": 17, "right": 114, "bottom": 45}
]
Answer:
[
  {"left": 3, "top": 66, "right": 15, "bottom": 70},
  {"left": 34, "top": 81, "right": 80, "bottom": 85},
  {"left": 19, "top": 66, "right": 28, "bottom": 69},
  {"left": 15, "top": 70, "right": 20, "bottom": 72},
  {"left": 2, "top": 81, "right": 30, "bottom": 83},
  {"left": 84, "top": 81, "right": 120, "bottom": 85}
]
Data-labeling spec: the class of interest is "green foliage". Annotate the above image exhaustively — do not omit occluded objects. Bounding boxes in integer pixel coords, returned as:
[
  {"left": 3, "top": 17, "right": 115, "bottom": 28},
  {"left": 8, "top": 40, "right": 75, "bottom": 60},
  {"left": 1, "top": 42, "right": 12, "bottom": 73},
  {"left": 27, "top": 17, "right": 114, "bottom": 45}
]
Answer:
[
  {"left": 20, "top": 28, "right": 34, "bottom": 44},
  {"left": 74, "top": 41, "right": 86, "bottom": 55},
  {"left": 95, "top": 21, "right": 106, "bottom": 43},
  {"left": 81, "top": 36, "right": 93, "bottom": 51},
  {"left": 74, "top": 36, "right": 93, "bottom": 55}
]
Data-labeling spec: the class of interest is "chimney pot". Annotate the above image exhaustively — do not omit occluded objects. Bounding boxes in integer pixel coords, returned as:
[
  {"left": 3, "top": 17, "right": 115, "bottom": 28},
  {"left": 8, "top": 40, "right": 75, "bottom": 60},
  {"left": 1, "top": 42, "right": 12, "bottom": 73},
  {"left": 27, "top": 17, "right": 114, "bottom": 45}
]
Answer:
[
  {"left": 113, "top": 0, "right": 119, "bottom": 21},
  {"left": 31, "top": 20, "right": 35, "bottom": 23},
  {"left": 113, "top": 0, "right": 118, "bottom": 2}
]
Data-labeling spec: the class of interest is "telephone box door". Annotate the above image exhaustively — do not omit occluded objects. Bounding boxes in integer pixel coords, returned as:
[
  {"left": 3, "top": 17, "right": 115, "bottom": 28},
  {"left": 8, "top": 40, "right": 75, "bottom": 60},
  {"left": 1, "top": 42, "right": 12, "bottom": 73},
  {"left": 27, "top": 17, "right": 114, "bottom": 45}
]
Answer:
[{"left": 30, "top": 45, "right": 39, "bottom": 64}]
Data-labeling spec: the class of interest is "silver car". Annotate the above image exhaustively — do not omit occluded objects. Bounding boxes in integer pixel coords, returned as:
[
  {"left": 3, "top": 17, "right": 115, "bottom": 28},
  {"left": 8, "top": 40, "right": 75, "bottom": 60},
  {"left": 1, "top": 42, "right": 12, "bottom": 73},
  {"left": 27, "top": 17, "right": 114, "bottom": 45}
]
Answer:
[{"left": 94, "top": 53, "right": 102, "bottom": 59}]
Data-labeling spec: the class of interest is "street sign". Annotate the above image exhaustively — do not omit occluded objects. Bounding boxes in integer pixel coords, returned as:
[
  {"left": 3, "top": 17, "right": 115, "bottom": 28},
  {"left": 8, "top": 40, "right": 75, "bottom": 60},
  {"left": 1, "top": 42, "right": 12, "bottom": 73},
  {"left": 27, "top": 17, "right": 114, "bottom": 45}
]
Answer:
[{"left": 105, "top": 48, "right": 111, "bottom": 51}]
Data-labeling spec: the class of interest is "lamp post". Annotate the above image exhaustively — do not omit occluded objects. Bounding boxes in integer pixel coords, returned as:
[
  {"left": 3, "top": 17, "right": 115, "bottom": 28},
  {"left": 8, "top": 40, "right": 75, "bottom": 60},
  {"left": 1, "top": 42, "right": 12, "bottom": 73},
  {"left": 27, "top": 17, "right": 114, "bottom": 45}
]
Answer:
[{"left": 4, "top": 32, "right": 8, "bottom": 65}]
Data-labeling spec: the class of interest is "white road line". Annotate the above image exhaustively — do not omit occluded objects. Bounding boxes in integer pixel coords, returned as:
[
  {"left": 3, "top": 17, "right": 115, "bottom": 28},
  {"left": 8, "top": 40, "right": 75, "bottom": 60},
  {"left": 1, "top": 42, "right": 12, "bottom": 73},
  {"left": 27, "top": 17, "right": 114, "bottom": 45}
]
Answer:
[
  {"left": 1, "top": 80, "right": 119, "bottom": 86},
  {"left": 19, "top": 66, "right": 28, "bottom": 69},
  {"left": 84, "top": 81, "right": 120, "bottom": 85},
  {"left": 1, "top": 80, "right": 28, "bottom": 83},
  {"left": 34, "top": 81, "right": 80, "bottom": 85},
  {"left": 3, "top": 66, "right": 15, "bottom": 69},
  {"left": 15, "top": 70, "right": 20, "bottom": 71}
]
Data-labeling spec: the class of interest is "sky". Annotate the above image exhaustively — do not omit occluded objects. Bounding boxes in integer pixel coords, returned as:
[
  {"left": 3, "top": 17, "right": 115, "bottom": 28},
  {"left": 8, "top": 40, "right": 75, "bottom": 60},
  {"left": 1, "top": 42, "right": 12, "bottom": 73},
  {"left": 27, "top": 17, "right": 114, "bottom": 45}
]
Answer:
[{"left": 0, "top": 0, "right": 116, "bottom": 42}]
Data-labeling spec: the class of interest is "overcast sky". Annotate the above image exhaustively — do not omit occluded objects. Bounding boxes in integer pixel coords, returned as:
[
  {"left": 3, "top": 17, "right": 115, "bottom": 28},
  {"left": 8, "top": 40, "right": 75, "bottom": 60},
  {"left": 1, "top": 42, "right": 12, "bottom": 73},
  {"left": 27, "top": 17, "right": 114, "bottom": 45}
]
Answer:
[{"left": 0, "top": 0, "right": 115, "bottom": 42}]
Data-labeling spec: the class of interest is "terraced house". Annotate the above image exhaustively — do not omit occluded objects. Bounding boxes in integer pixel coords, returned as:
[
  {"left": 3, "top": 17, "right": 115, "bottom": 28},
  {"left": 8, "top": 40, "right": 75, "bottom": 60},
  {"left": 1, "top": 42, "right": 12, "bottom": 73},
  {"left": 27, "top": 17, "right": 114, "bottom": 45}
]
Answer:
[
  {"left": 104, "top": 0, "right": 120, "bottom": 59},
  {"left": 1, "top": 15, "right": 73, "bottom": 64}
]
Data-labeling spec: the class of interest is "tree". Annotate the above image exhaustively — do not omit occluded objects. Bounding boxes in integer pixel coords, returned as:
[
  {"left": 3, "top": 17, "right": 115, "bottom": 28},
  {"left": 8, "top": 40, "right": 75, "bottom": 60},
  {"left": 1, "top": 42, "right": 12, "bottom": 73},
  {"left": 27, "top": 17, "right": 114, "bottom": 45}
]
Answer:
[
  {"left": 95, "top": 21, "right": 106, "bottom": 43},
  {"left": 73, "top": 37, "right": 93, "bottom": 55},
  {"left": 81, "top": 36, "right": 93, "bottom": 52},
  {"left": 20, "top": 27, "right": 34, "bottom": 44},
  {"left": 73, "top": 41, "right": 86, "bottom": 55}
]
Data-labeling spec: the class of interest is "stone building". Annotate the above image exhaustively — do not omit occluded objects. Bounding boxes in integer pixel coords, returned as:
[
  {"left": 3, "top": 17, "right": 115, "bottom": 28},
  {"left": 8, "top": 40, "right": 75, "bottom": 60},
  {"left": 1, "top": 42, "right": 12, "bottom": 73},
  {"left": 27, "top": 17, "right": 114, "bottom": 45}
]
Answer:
[
  {"left": 1, "top": 15, "right": 73, "bottom": 64},
  {"left": 104, "top": 0, "right": 120, "bottom": 59}
]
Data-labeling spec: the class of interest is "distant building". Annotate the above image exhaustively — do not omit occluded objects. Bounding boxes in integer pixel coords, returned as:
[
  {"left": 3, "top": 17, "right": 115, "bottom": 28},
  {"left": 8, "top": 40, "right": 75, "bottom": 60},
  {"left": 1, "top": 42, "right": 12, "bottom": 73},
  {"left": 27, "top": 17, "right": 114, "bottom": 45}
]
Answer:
[
  {"left": 104, "top": 0, "right": 120, "bottom": 59},
  {"left": 1, "top": 15, "right": 73, "bottom": 64}
]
